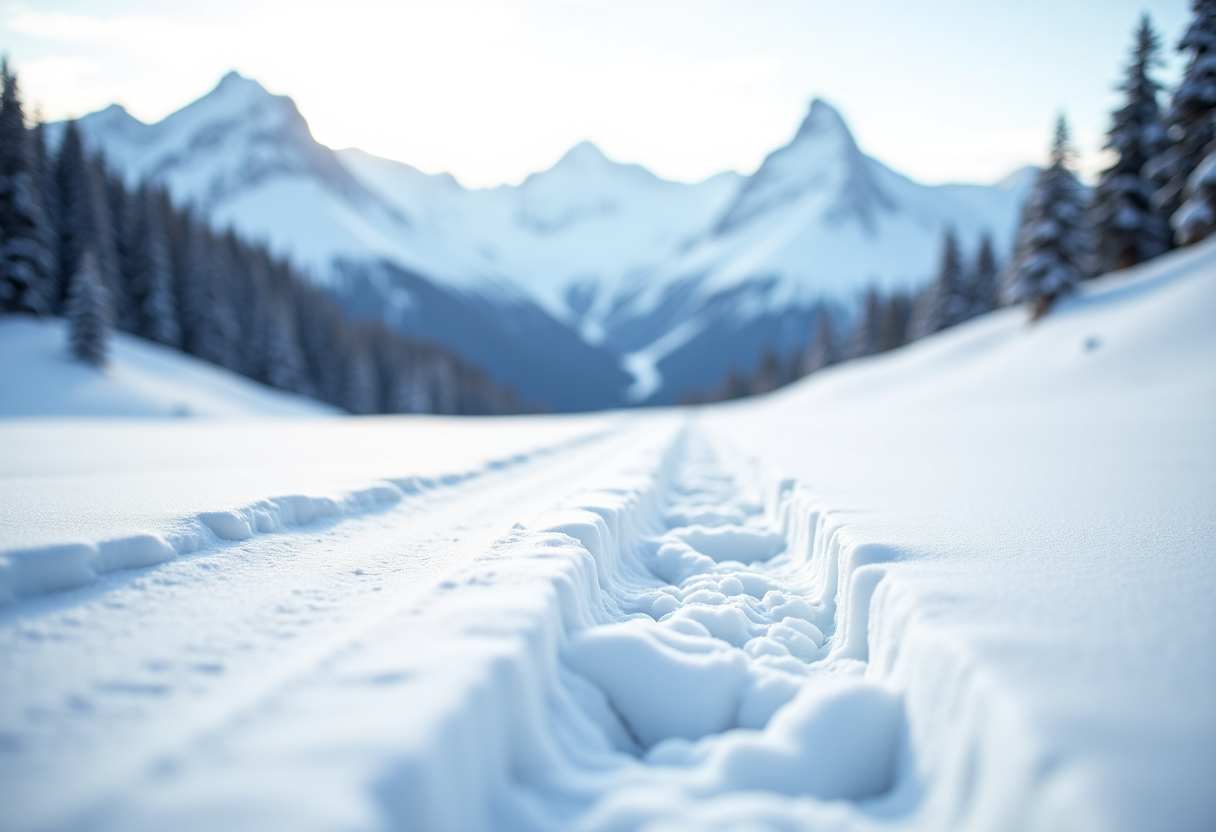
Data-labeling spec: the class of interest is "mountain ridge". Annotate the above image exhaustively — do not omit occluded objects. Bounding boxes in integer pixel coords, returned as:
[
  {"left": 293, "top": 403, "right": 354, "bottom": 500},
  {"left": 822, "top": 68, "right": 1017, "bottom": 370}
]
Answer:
[{"left": 65, "top": 71, "right": 1034, "bottom": 407}]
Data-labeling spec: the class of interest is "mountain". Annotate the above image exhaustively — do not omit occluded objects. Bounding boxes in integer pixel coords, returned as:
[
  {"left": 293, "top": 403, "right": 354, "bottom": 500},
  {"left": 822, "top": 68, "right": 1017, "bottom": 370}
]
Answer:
[
  {"left": 66, "top": 73, "right": 1032, "bottom": 407},
  {"left": 64, "top": 73, "right": 631, "bottom": 411}
]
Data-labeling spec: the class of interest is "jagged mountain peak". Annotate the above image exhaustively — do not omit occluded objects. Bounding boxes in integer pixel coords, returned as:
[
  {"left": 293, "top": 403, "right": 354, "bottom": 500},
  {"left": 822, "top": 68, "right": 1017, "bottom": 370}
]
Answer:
[
  {"left": 791, "top": 98, "right": 854, "bottom": 145},
  {"left": 715, "top": 96, "right": 891, "bottom": 233}
]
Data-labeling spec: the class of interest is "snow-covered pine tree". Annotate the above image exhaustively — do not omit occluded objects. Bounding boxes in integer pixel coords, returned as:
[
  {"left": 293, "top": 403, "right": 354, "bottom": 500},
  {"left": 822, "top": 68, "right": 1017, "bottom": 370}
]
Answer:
[
  {"left": 1001, "top": 116, "right": 1090, "bottom": 317},
  {"left": 129, "top": 186, "right": 181, "bottom": 346},
  {"left": 1174, "top": 148, "right": 1216, "bottom": 242},
  {"left": 0, "top": 61, "right": 55, "bottom": 315},
  {"left": 965, "top": 235, "right": 999, "bottom": 317},
  {"left": 65, "top": 248, "right": 113, "bottom": 367},
  {"left": 1149, "top": 0, "right": 1216, "bottom": 233},
  {"left": 1093, "top": 15, "right": 1171, "bottom": 272}
]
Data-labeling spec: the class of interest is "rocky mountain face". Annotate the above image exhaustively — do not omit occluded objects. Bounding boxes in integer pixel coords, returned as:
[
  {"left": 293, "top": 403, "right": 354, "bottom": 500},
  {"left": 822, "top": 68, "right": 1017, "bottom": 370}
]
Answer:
[{"left": 69, "top": 73, "right": 1032, "bottom": 408}]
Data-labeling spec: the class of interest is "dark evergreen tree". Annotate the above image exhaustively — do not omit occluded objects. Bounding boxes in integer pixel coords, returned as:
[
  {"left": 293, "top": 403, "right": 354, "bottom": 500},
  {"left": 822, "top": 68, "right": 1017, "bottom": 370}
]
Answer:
[
  {"left": 965, "top": 235, "right": 999, "bottom": 318},
  {"left": 1175, "top": 148, "right": 1216, "bottom": 242},
  {"left": 846, "top": 288, "right": 883, "bottom": 358},
  {"left": 342, "top": 332, "right": 379, "bottom": 415},
  {"left": 55, "top": 123, "right": 122, "bottom": 310},
  {"left": 877, "top": 291, "right": 911, "bottom": 352},
  {"left": 1149, "top": 0, "right": 1216, "bottom": 231},
  {"left": 748, "top": 348, "right": 784, "bottom": 395},
  {"left": 910, "top": 230, "right": 967, "bottom": 337},
  {"left": 263, "top": 300, "right": 308, "bottom": 394},
  {"left": 0, "top": 62, "right": 54, "bottom": 315},
  {"left": 800, "top": 306, "right": 839, "bottom": 375},
  {"left": 1001, "top": 116, "right": 1089, "bottom": 317},
  {"left": 178, "top": 218, "right": 237, "bottom": 367},
  {"left": 1093, "top": 15, "right": 1171, "bottom": 272},
  {"left": 128, "top": 186, "right": 180, "bottom": 345},
  {"left": 65, "top": 248, "right": 113, "bottom": 367}
]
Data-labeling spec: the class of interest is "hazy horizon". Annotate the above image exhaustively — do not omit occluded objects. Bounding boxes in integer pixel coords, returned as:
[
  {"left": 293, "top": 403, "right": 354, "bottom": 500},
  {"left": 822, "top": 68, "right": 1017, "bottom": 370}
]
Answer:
[{"left": 0, "top": 0, "right": 1192, "bottom": 188}]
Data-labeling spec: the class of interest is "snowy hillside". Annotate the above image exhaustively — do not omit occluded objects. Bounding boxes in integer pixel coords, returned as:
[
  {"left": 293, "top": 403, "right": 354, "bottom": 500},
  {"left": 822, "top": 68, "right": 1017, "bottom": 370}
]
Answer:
[
  {"left": 1, "top": 240, "right": 1212, "bottom": 831},
  {"left": 68, "top": 74, "right": 1031, "bottom": 406},
  {"left": 0, "top": 316, "right": 336, "bottom": 417}
]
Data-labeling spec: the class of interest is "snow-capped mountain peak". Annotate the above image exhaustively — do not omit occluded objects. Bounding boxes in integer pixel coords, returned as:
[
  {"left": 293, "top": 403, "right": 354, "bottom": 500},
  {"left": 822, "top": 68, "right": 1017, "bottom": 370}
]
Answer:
[{"left": 717, "top": 98, "right": 892, "bottom": 233}]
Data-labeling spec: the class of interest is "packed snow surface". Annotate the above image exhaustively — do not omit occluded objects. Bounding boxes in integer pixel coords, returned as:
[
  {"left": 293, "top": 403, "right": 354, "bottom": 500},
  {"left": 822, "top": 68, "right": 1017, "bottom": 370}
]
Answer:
[{"left": 1, "top": 241, "right": 1214, "bottom": 831}]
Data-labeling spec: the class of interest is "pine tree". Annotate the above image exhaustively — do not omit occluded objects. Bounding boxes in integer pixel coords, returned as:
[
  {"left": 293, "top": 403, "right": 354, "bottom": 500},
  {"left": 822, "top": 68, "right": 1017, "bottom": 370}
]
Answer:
[
  {"left": 178, "top": 218, "right": 237, "bottom": 367},
  {"left": 748, "top": 348, "right": 784, "bottom": 395},
  {"left": 1149, "top": 0, "right": 1216, "bottom": 231},
  {"left": 55, "top": 123, "right": 122, "bottom": 311},
  {"left": 965, "top": 235, "right": 999, "bottom": 317},
  {"left": 65, "top": 248, "right": 113, "bottom": 367},
  {"left": 1093, "top": 15, "right": 1171, "bottom": 272},
  {"left": 912, "top": 230, "right": 967, "bottom": 337},
  {"left": 1002, "top": 116, "right": 1090, "bottom": 317},
  {"left": 1174, "top": 149, "right": 1216, "bottom": 242},
  {"left": 0, "top": 61, "right": 55, "bottom": 315},
  {"left": 846, "top": 288, "right": 883, "bottom": 358},
  {"left": 342, "top": 333, "right": 379, "bottom": 414},
  {"left": 263, "top": 300, "right": 308, "bottom": 394},
  {"left": 128, "top": 186, "right": 180, "bottom": 345},
  {"left": 800, "top": 307, "right": 838, "bottom": 376},
  {"left": 877, "top": 291, "right": 911, "bottom": 351}
]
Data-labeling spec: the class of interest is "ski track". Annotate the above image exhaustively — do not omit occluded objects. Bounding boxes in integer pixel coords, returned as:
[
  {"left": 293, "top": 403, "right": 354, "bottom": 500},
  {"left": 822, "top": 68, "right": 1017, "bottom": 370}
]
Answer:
[
  {"left": 0, "top": 425, "right": 618, "bottom": 606},
  {"left": 4, "top": 417, "right": 926, "bottom": 832}
]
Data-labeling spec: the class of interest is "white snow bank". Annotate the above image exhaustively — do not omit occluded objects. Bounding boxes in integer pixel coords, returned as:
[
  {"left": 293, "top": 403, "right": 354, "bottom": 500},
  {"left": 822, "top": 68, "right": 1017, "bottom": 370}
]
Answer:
[
  {"left": 0, "top": 416, "right": 620, "bottom": 605},
  {"left": 0, "top": 316, "right": 336, "bottom": 418}
]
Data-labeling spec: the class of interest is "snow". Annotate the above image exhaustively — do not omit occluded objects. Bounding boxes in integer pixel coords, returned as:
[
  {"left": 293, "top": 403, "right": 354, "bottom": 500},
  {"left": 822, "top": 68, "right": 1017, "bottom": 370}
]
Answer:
[
  {"left": 0, "top": 316, "right": 335, "bottom": 418},
  {"left": 1, "top": 241, "right": 1214, "bottom": 831}
]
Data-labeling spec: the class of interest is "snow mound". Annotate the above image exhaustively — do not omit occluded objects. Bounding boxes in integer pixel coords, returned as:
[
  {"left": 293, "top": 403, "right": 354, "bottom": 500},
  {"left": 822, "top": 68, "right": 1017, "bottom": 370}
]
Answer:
[{"left": 0, "top": 316, "right": 336, "bottom": 418}]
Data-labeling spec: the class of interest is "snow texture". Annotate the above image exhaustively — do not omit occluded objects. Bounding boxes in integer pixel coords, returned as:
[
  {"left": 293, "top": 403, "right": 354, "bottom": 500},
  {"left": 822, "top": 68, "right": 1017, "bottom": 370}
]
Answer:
[{"left": 0, "top": 240, "right": 1214, "bottom": 831}]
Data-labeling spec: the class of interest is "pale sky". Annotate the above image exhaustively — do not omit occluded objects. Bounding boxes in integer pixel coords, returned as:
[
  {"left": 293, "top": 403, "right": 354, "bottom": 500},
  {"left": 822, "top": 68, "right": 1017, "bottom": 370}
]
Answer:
[{"left": 0, "top": 0, "right": 1193, "bottom": 188}]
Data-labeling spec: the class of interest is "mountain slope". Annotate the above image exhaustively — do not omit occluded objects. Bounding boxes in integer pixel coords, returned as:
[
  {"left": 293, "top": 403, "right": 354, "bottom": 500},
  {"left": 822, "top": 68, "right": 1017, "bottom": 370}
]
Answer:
[
  {"left": 68, "top": 74, "right": 1031, "bottom": 407},
  {"left": 0, "top": 316, "right": 336, "bottom": 417},
  {"left": 68, "top": 74, "right": 630, "bottom": 411}
]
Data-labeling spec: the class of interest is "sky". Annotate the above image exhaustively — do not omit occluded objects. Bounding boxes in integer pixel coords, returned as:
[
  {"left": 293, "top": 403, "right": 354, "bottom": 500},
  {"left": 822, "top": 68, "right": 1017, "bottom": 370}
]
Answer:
[{"left": 0, "top": 0, "right": 1194, "bottom": 188}]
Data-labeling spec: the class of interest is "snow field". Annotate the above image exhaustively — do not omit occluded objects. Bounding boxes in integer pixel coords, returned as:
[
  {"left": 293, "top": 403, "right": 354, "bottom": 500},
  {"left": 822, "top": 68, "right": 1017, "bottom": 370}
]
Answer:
[{"left": 0, "top": 420, "right": 667, "bottom": 832}]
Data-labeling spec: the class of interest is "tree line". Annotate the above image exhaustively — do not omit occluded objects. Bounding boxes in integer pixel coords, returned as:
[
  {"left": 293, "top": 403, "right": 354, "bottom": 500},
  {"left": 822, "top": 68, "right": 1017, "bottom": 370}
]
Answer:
[
  {"left": 0, "top": 62, "right": 517, "bottom": 415},
  {"left": 691, "top": 5, "right": 1216, "bottom": 403}
]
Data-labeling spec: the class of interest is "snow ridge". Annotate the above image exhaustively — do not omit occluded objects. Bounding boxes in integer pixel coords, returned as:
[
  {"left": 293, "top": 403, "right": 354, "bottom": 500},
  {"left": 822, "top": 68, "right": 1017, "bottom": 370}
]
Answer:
[{"left": 0, "top": 429, "right": 616, "bottom": 606}]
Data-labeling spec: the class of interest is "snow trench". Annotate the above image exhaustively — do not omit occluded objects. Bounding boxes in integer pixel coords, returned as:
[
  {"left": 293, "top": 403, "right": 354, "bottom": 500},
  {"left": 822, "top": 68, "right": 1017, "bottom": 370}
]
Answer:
[
  {"left": 0, "top": 429, "right": 615, "bottom": 606},
  {"left": 366, "top": 425, "right": 940, "bottom": 831}
]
